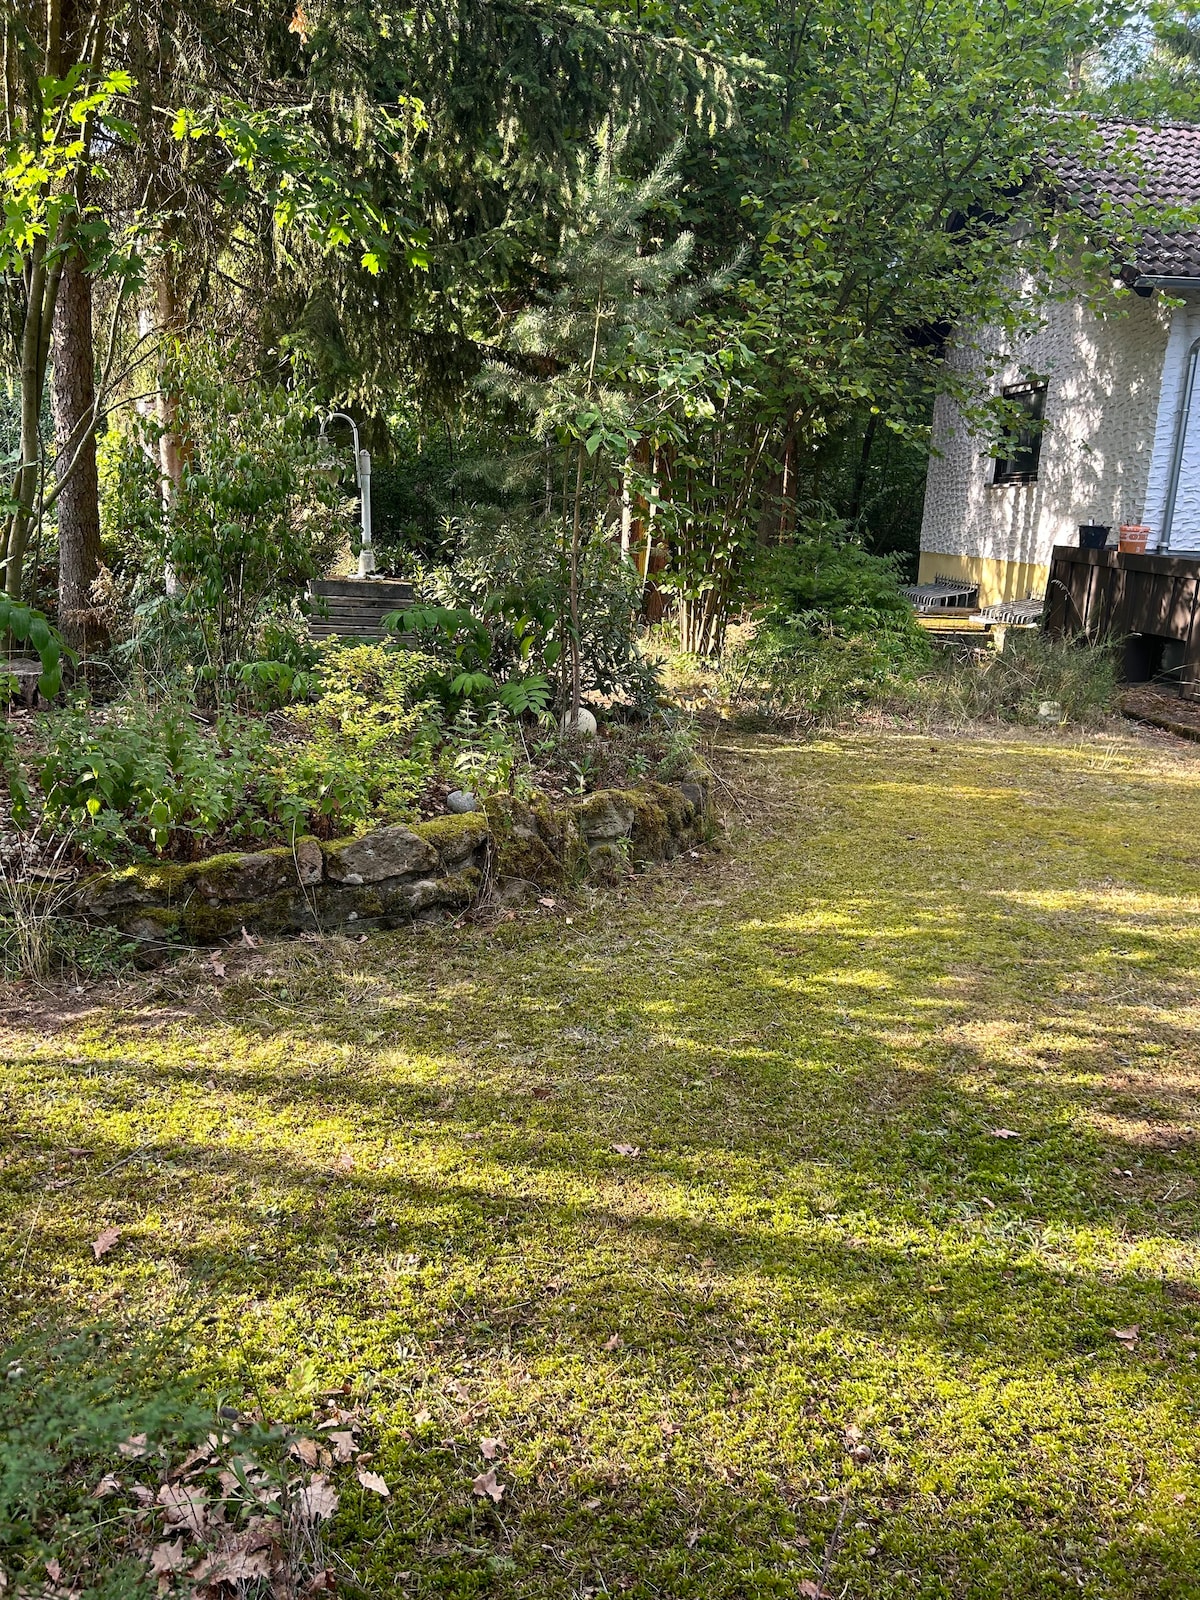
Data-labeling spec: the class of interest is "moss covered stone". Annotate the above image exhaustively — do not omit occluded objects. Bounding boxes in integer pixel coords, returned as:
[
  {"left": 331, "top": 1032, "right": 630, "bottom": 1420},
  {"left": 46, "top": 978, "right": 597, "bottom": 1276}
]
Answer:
[
  {"left": 411, "top": 813, "right": 489, "bottom": 868},
  {"left": 76, "top": 783, "right": 707, "bottom": 939}
]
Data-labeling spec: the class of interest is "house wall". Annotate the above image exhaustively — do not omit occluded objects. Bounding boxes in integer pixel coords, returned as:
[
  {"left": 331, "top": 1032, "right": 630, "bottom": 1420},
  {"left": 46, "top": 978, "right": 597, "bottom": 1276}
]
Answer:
[
  {"left": 918, "top": 291, "right": 1171, "bottom": 605},
  {"left": 1144, "top": 291, "right": 1200, "bottom": 552}
]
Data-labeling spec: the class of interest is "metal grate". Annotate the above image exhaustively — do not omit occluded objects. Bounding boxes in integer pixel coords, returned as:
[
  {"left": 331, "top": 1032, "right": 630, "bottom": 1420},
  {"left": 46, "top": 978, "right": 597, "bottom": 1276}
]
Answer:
[
  {"left": 900, "top": 577, "right": 980, "bottom": 612},
  {"left": 974, "top": 598, "right": 1044, "bottom": 625}
]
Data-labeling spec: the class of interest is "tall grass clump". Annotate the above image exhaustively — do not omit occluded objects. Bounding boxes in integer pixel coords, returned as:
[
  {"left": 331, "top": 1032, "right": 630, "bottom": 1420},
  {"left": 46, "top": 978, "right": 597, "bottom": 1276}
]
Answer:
[{"left": 895, "top": 630, "right": 1120, "bottom": 728}]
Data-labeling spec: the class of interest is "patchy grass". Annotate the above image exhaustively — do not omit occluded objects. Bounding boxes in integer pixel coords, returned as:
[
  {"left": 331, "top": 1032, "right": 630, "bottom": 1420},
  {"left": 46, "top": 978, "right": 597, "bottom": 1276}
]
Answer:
[{"left": 4, "top": 725, "right": 1200, "bottom": 1598}]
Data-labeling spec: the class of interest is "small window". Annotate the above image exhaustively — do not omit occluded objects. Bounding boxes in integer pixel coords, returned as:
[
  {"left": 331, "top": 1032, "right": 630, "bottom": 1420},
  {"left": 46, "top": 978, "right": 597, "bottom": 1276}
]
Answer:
[{"left": 992, "top": 381, "right": 1048, "bottom": 485}]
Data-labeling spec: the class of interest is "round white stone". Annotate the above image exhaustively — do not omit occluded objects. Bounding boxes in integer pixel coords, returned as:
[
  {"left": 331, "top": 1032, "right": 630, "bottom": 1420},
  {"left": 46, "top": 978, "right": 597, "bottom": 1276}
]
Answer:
[{"left": 561, "top": 707, "right": 598, "bottom": 738}]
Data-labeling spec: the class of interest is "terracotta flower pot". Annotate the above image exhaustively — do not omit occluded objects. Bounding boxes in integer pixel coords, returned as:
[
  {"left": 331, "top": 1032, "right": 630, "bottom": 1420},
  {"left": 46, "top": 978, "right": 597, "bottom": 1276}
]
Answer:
[{"left": 1118, "top": 524, "right": 1150, "bottom": 554}]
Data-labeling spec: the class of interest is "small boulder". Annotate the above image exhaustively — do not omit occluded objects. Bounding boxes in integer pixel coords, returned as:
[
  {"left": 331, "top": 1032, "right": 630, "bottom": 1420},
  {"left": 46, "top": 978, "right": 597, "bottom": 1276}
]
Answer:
[
  {"left": 324, "top": 826, "right": 439, "bottom": 885},
  {"left": 447, "top": 789, "right": 478, "bottom": 814},
  {"left": 561, "top": 707, "right": 597, "bottom": 738}
]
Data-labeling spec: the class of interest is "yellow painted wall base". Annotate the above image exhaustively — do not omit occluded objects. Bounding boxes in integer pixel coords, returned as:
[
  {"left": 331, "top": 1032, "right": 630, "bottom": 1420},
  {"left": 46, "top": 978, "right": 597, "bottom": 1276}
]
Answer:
[{"left": 916, "top": 552, "right": 1049, "bottom": 608}]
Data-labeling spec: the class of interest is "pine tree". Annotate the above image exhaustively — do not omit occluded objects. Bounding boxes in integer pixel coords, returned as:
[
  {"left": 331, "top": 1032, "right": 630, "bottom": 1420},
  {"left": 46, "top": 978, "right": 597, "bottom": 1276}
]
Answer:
[{"left": 479, "top": 127, "right": 701, "bottom": 718}]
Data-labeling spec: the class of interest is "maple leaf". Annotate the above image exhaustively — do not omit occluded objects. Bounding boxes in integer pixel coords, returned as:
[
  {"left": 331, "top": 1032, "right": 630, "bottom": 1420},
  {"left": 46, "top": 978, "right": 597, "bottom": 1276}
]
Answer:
[
  {"left": 91, "top": 1226, "right": 120, "bottom": 1261},
  {"left": 357, "top": 1467, "right": 390, "bottom": 1497},
  {"left": 295, "top": 1476, "right": 339, "bottom": 1522},
  {"left": 479, "top": 1437, "right": 504, "bottom": 1460},
  {"left": 472, "top": 1466, "right": 505, "bottom": 1503},
  {"left": 612, "top": 1144, "right": 641, "bottom": 1158}
]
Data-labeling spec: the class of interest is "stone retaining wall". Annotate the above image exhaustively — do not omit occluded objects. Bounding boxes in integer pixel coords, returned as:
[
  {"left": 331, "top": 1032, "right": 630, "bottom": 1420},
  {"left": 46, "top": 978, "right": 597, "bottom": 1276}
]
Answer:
[{"left": 77, "top": 780, "right": 710, "bottom": 945}]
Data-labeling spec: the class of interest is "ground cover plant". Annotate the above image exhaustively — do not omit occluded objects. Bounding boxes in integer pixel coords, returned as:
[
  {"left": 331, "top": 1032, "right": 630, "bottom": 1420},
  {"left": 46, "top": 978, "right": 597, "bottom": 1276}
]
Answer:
[{"left": 2, "top": 725, "right": 1199, "bottom": 1597}]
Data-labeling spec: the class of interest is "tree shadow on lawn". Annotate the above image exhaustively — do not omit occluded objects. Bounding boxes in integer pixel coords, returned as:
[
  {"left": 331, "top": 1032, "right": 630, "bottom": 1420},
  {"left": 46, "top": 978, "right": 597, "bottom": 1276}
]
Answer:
[{"left": 6, "top": 730, "right": 1200, "bottom": 1594}]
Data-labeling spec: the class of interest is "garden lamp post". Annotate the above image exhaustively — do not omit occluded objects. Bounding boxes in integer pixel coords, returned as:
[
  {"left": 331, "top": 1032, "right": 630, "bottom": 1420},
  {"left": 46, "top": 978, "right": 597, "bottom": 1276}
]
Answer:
[{"left": 319, "top": 411, "right": 376, "bottom": 577}]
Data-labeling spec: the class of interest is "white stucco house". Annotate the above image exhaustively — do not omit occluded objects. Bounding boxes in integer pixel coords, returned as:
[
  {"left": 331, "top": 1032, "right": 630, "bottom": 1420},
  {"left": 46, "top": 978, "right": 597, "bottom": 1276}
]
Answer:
[{"left": 918, "top": 121, "right": 1200, "bottom": 606}]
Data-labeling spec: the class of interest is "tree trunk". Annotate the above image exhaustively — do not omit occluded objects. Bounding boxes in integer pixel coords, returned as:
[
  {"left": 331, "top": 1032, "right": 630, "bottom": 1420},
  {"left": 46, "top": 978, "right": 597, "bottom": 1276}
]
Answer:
[{"left": 52, "top": 246, "right": 105, "bottom": 651}]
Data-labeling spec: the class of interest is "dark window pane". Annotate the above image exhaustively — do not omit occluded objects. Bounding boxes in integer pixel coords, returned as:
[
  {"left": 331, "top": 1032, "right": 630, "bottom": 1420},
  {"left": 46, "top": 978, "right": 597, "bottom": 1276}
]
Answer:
[{"left": 993, "top": 382, "right": 1047, "bottom": 485}]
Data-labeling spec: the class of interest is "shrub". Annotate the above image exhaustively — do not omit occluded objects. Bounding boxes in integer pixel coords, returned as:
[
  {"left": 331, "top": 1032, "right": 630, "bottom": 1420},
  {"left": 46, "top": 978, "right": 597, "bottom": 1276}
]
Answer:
[
  {"left": 276, "top": 640, "right": 443, "bottom": 829},
  {"left": 416, "top": 515, "right": 659, "bottom": 714},
  {"left": 37, "top": 699, "right": 271, "bottom": 862},
  {"left": 725, "top": 534, "right": 931, "bottom": 725}
]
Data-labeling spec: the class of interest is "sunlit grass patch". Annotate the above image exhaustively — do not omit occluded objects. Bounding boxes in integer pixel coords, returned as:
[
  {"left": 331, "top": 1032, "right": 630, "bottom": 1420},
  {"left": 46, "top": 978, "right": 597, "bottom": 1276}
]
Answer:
[{"left": 3, "top": 726, "right": 1200, "bottom": 1597}]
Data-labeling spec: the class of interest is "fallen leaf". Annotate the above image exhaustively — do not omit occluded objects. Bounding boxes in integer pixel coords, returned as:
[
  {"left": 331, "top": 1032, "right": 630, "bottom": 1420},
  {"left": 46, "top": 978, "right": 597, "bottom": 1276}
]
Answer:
[
  {"left": 334, "top": 1151, "right": 354, "bottom": 1172},
  {"left": 990, "top": 1127, "right": 1021, "bottom": 1139},
  {"left": 413, "top": 1408, "right": 432, "bottom": 1426},
  {"left": 307, "top": 1572, "right": 337, "bottom": 1594},
  {"left": 45, "top": 1560, "right": 61, "bottom": 1583},
  {"left": 149, "top": 1541, "right": 189, "bottom": 1576},
  {"left": 537, "top": 896, "right": 556, "bottom": 908},
  {"left": 472, "top": 1466, "right": 505, "bottom": 1503},
  {"left": 295, "top": 1476, "right": 339, "bottom": 1522},
  {"left": 798, "top": 1583, "right": 827, "bottom": 1598},
  {"left": 289, "top": 1436, "right": 319, "bottom": 1468},
  {"left": 479, "top": 1437, "right": 504, "bottom": 1460},
  {"left": 357, "top": 1467, "right": 390, "bottom": 1497},
  {"left": 447, "top": 1381, "right": 471, "bottom": 1404},
  {"left": 130, "top": 1483, "right": 155, "bottom": 1504},
  {"left": 603, "top": 1334, "right": 622, "bottom": 1351},
  {"left": 612, "top": 1144, "right": 641, "bottom": 1158},
  {"left": 326, "top": 1429, "right": 357, "bottom": 1463},
  {"left": 157, "top": 1481, "right": 207, "bottom": 1536},
  {"left": 210, "top": 950, "right": 226, "bottom": 979},
  {"left": 91, "top": 1226, "right": 120, "bottom": 1261},
  {"left": 92, "top": 1472, "right": 121, "bottom": 1498},
  {"left": 118, "top": 1433, "right": 148, "bottom": 1459},
  {"left": 583, "top": 1497, "right": 602, "bottom": 1510},
  {"left": 1112, "top": 1325, "right": 1140, "bottom": 1346},
  {"left": 686, "top": 1528, "right": 700, "bottom": 1548},
  {"left": 240, "top": 926, "right": 259, "bottom": 948},
  {"left": 531, "top": 1085, "right": 554, "bottom": 1099}
]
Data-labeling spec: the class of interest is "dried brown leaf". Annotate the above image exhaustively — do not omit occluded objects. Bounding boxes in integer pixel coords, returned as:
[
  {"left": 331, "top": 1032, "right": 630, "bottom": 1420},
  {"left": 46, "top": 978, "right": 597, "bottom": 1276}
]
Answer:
[
  {"left": 472, "top": 1466, "right": 505, "bottom": 1503},
  {"left": 326, "top": 1429, "right": 357, "bottom": 1463},
  {"left": 989, "top": 1127, "right": 1020, "bottom": 1139},
  {"left": 603, "top": 1334, "right": 622, "bottom": 1351},
  {"left": 118, "top": 1434, "right": 148, "bottom": 1460},
  {"left": 295, "top": 1475, "right": 339, "bottom": 1522},
  {"left": 612, "top": 1144, "right": 641, "bottom": 1158},
  {"left": 92, "top": 1473, "right": 121, "bottom": 1498},
  {"left": 356, "top": 1467, "right": 390, "bottom": 1497},
  {"left": 479, "top": 1437, "right": 504, "bottom": 1460},
  {"left": 1112, "top": 1325, "right": 1140, "bottom": 1345},
  {"left": 289, "top": 1436, "right": 320, "bottom": 1468},
  {"left": 158, "top": 1482, "right": 208, "bottom": 1536},
  {"left": 149, "top": 1542, "right": 189, "bottom": 1576},
  {"left": 91, "top": 1226, "right": 120, "bottom": 1261}
]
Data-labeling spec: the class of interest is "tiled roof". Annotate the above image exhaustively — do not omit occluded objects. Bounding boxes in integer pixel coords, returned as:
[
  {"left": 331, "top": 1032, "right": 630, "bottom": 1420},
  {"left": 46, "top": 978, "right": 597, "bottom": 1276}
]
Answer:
[{"left": 1053, "top": 120, "right": 1200, "bottom": 277}]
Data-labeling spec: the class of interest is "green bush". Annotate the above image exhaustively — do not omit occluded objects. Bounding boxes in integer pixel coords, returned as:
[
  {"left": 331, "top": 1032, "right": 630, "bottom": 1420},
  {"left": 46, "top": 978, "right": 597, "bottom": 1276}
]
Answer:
[
  {"left": 38, "top": 699, "right": 271, "bottom": 861},
  {"left": 726, "top": 534, "right": 931, "bottom": 724},
  {"left": 278, "top": 640, "right": 443, "bottom": 828}
]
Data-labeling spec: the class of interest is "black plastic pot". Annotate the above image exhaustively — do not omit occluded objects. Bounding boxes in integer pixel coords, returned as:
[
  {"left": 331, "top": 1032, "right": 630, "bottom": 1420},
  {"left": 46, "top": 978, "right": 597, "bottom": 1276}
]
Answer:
[{"left": 1079, "top": 524, "right": 1110, "bottom": 549}]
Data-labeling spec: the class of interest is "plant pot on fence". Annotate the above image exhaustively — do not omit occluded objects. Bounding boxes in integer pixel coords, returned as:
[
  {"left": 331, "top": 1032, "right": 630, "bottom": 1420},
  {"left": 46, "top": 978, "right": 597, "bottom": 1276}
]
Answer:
[
  {"left": 1119, "top": 524, "right": 1151, "bottom": 554},
  {"left": 1078, "top": 524, "right": 1110, "bottom": 550}
]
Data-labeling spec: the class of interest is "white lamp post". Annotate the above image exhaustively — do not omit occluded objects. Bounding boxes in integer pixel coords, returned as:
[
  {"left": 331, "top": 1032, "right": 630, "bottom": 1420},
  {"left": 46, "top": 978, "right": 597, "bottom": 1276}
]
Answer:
[{"left": 318, "top": 411, "right": 376, "bottom": 578}]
